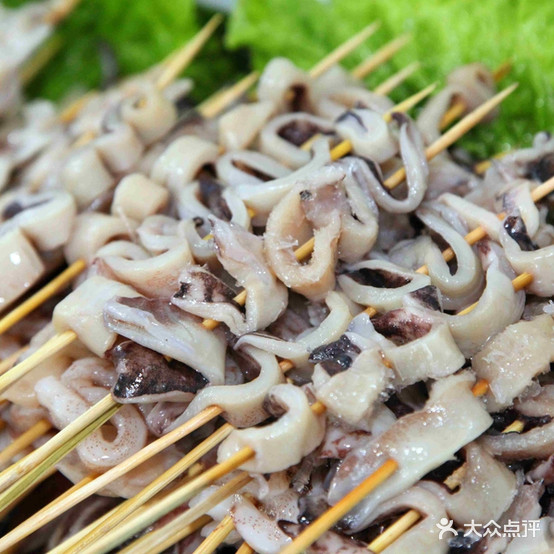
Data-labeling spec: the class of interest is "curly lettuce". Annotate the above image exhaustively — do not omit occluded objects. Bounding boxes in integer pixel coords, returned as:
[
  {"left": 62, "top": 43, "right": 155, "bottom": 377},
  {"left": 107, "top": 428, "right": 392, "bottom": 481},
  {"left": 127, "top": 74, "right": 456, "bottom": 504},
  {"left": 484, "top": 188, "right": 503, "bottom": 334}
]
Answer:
[{"left": 227, "top": 0, "right": 554, "bottom": 156}]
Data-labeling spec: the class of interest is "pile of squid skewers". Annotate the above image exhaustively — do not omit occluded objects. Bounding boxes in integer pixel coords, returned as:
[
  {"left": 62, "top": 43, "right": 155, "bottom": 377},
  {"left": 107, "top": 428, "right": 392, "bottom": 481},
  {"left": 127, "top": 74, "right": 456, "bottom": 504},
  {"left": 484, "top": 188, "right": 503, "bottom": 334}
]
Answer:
[{"left": 0, "top": 15, "right": 552, "bottom": 554}]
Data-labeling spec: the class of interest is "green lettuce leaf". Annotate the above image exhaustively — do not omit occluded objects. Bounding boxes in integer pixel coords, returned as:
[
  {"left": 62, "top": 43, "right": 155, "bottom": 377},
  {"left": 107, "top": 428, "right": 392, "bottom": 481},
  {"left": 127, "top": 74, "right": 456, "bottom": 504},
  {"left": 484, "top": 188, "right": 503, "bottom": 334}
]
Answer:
[{"left": 227, "top": 0, "right": 554, "bottom": 157}]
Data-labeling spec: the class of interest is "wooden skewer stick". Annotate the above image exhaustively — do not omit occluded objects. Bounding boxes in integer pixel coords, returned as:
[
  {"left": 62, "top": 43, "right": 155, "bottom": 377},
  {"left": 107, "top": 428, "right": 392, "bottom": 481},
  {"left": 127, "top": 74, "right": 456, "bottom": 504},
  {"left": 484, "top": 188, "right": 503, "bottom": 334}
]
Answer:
[
  {"left": 474, "top": 149, "right": 510, "bottom": 175},
  {"left": 368, "top": 510, "right": 421, "bottom": 553},
  {"left": 73, "top": 14, "right": 223, "bottom": 148},
  {"left": 156, "top": 14, "right": 224, "bottom": 91},
  {"left": 440, "top": 60, "right": 511, "bottom": 129},
  {"left": 373, "top": 62, "right": 421, "bottom": 96},
  {"left": 198, "top": 71, "right": 260, "bottom": 119},
  {"left": 67, "top": 423, "right": 233, "bottom": 552},
  {"left": 19, "top": 35, "right": 63, "bottom": 85},
  {"left": 352, "top": 34, "right": 411, "bottom": 79},
  {"left": 310, "top": 22, "right": 381, "bottom": 79},
  {"left": 0, "top": 259, "right": 86, "bottom": 334},
  {"left": 118, "top": 498, "right": 238, "bottom": 554},
  {"left": 368, "top": 416, "right": 525, "bottom": 552},
  {"left": 0, "top": 400, "right": 117, "bottom": 513},
  {"left": 43, "top": 0, "right": 83, "bottom": 25},
  {"left": 87, "top": 463, "right": 253, "bottom": 554},
  {"left": 299, "top": 70, "right": 430, "bottom": 156},
  {"left": 49, "top": 464, "right": 205, "bottom": 553},
  {"left": 0, "top": 407, "right": 223, "bottom": 551},
  {"left": 383, "top": 83, "right": 518, "bottom": 189},
  {"left": 192, "top": 515, "right": 235, "bottom": 554},
  {"left": 0, "top": 419, "right": 52, "bottom": 467},
  {"left": 416, "top": 175, "right": 554, "bottom": 276},
  {"left": 0, "top": 330, "right": 75, "bottom": 395},
  {"left": 0, "top": 395, "right": 116, "bottom": 494},
  {"left": 281, "top": 459, "right": 399, "bottom": 554}
]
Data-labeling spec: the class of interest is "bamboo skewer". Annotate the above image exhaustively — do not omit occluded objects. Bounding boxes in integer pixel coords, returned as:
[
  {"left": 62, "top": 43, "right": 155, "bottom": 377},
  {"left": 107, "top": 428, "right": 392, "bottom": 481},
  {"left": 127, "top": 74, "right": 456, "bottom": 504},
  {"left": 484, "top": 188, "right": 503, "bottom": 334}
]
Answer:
[
  {"left": 383, "top": 83, "right": 517, "bottom": 189},
  {"left": 352, "top": 34, "right": 411, "bottom": 79},
  {"left": 49, "top": 464, "right": 206, "bottom": 553},
  {"left": 440, "top": 60, "right": 511, "bottom": 128},
  {"left": 156, "top": 14, "right": 224, "bottom": 91},
  {"left": 310, "top": 22, "right": 381, "bottom": 79},
  {"left": 43, "top": 0, "right": 83, "bottom": 25},
  {"left": 0, "top": 419, "right": 52, "bottom": 467},
  {"left": 19, "top": 35, "right": 63, "bottom": 85},
  {"left": 373, "top": 61, "right": 421, "bottom": 95},
  {"left": 192, "top": 515, "right": 235, "bottom": 554},
  {"left": 281, "top": 460, "right": 400, "bottom": 554},
  {"left": 86, "top": 462, "right": 254, "bottom": 554},
  {"left": 0, "top": 407, "right": 223, "bottom": 550},
  {"left": 0, "top": 260, "right": 86, "bottom": 332},
  {"left": 0, "top": 395, "right": 117, "bottom": 494},
  {"left": 66, "top": 424, "right": 233, "bottom": 552}
]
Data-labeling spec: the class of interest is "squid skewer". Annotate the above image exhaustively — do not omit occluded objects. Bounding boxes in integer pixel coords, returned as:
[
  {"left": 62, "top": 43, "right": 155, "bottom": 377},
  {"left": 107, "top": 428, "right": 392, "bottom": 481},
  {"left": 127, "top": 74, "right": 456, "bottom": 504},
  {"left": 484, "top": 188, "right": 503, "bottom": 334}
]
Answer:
[
  {"left": 0, "top": 20, "right": 383, "bottom": 335},
  {"left": 0, "top": 84, "right": 434, "bottom": 548},
  {"left": 0, "top": 63, "right": 520, "bottom": 548},
  {"left": 1, "top": 81, "right": 516, "bottom": 548}
]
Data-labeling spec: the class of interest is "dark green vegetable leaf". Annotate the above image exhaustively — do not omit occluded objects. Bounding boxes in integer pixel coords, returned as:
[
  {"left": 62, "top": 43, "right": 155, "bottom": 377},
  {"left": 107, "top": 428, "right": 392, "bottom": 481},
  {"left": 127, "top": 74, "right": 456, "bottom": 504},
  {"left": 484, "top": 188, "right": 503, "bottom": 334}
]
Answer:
[{"left": 227, "top": 0, "right": 554, "bottom": 157}]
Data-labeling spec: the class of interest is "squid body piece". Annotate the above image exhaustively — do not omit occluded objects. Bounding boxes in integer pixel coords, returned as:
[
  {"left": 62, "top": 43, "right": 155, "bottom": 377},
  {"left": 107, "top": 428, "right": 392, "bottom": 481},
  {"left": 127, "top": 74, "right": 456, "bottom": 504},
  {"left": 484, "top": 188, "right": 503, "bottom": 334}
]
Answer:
[
  {"left": 0, "top": 228, "right": 44, "bottom": 310},
  {"left": 111, "top": 173, "right": 169, "bottom": 221},
  {"left": 217, "top": 384, "right": 325, "bottom": 473},
  {"left": 166, "top": 345, "right": 285, "bottom": 431},
  {"left": 53, "top": 276, "right": 141, "bottom": 357},
  {"left": 327, "top": 372, "right": 492, "bottom": 532},
  {"left": 473, "top": 314, "right": 554, "bottom": 412}
]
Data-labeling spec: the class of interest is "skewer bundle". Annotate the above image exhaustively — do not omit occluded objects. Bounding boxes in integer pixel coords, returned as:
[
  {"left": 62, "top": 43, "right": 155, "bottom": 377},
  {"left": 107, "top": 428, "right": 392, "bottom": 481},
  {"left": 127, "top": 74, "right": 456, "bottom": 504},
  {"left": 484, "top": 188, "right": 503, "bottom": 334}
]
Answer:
[{"left": 0, "top": 10, "right": 552, "bottom": 554}]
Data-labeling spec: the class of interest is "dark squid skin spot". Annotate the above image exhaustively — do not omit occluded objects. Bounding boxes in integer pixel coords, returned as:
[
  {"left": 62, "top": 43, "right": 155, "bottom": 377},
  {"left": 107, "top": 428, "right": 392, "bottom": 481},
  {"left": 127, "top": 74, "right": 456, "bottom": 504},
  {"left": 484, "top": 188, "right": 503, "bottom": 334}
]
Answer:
[
  {"left": 290, "top": 84, "right": 308, "bottom": 112},
  {"left": 309, "top": 335, "right": 361, "bottom": 375},
  {"left": 198, "top": 172, "right": 232, "bottom": 221},
  {"left": 343, "top": 267, "right": 411, "bottom": 289},
  {"left": 109, "top": 341, "right": 207, "bottom": 401},
  {"left": 2, "top": 198, "right": 48, "bottom": 220},
  {"left": 503, "top": 215, "right": 537, "bottom": 251},
  {"left": 174, "top": 270, "right": 235, "bottom": 304},
  {"left": 231, "top": 160, "right": 274, "bottom": 182},
  {"left": 262, "top": 394, "right": 288, "bottom": 419},
  {"left": 278, "top": 120, "right": 332, "bottom": 147},
  {"left": 408, "top": 285, "right": 442, "bottom": 312},
  {"left": 336, "top": 110, "right": 368, "bottom": 131},
  {"left": 372, "top": 309, "right": 432, "bottom": 346},
  {"left": 525, "top": 152, "right": 554, "bottom": 183}
]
